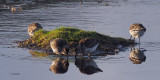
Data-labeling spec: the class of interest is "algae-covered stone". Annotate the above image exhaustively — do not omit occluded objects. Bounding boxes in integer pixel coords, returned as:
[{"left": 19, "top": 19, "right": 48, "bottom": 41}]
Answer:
[{"left": 18, "top": 27, "right": 134, "bottom": 55}]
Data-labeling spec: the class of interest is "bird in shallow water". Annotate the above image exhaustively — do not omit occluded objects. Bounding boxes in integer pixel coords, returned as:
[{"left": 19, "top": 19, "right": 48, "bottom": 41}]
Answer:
[
  {"left": 75, "top": 38, "right": 100, "bottom": 57},
  {"left": 28, "top": 23, "right": 43, "bottom": 37},
  {"left": 50, "top": 38, "right": 69, "bottom": 56},
  {"left": 11, "top": 6, "right": 16, "bottom": 12},
  {"left": 10, "top": 6, "right": 22, "bottom": 12},
  {"left": 129, "top": 23, "right": 146, "bottom": 43}
]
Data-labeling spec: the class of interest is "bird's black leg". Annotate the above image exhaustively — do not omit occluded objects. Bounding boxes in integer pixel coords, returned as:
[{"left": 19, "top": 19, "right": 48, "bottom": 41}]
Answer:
[
  {"left": 56, "top": 54, "right": 58, "bottom": 57},
  {"left": 138, "top": 37, "right": 141, "bottom": 49},
  {"left": 82, "top": 52, "right": 84, "bottom": 57},
  {"left": 88, "top": 53, "right": 91, "bottom": 57},
  {"left": 130, "top": 35, "right": 132, "bottom": 40},
  {"left": 75, "top": 53, "right": 77, "bottom": 58},
  {"left": 139, "top": 37, "right": 140, "bottom": 43},
  {"left": 133, "top": 37, "right": 135, "bottom": 41},
  {"left": 88, "top": 55, "right": 91, "bottom": 60}
]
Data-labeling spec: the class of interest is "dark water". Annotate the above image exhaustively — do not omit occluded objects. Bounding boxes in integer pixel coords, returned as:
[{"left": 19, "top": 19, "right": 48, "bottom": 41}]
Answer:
[{"left": 1, "top": 0, "right": 160, "bottom": 80}]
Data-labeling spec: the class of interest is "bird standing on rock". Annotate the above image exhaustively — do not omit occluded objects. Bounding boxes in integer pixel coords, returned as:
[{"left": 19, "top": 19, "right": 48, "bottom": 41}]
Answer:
[
  {"left": 75, "top": 38, "right": 100, "bottom": 57},
  {"left": 129, "top": 23, "right": 146, "bottom": 43},
  {"left": 50, "top": 38, "right": 69, "bottom": 56},
  {"left": 28, "top": 23, "right": 43, "bottom": 37}
]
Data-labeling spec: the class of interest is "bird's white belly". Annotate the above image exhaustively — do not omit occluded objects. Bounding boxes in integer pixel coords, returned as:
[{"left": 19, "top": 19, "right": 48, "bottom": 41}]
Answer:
[
  {"left": 85, "top": 48, "right": 95, "bottom": 53},
  {"left": 85, "top": 43, "right": 99, "bottom": 53},
  {"left": 129, "top": 30, "right": 145, "bottom": 38},
  {"left": 52, "top": 48, "right": 59, "bottom": 54},
  {"left": 30, "top": 32, "right": 34, "bottom": 36}
]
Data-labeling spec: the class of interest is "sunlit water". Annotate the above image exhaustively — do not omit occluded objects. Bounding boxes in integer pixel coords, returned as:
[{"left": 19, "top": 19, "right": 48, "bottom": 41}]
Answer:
[{"left": 0, "top": 0, "right": 160, "bottom": 80}]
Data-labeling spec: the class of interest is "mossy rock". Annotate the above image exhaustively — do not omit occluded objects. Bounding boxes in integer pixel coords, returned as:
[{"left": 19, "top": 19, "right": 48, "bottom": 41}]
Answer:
[{"left": 17, "top": 27, "right": 134, "bottom": 55}]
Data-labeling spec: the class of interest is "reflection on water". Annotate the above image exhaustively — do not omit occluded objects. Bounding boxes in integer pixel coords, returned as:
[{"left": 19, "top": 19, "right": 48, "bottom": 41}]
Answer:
[
  {"left": 49, "top": 57, "right": 69, "bottom": 74},
  {"left": 75, "top": 57, "right": 103, "bottom": 75},
  {"left": 129, "top": 46, "right": 146, "bottom": 64},
  {"left": 29, "top": 50, "right": 51, "bottom": 57},
  {"left": 29, "top": 49, "right": 103, "bottom": 75},
  {"left": 1, "top": 0, "right": 160, "bottom": 80}
]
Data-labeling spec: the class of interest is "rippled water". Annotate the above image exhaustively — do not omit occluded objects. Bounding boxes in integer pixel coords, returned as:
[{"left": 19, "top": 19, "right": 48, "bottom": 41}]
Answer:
[{"left": 1, "top": 0, "right": 160, "bottom": 80}]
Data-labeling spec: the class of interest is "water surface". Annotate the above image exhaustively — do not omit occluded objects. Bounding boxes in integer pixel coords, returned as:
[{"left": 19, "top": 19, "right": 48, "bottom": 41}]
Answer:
[{"left": 0, "top": 0, "right": 160, "bottom": 80}]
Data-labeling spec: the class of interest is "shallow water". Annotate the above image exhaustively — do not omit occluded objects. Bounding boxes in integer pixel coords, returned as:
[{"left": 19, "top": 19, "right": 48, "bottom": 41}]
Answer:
[{"left": 1, "top": 0, "right": 160, "bottom": 80}]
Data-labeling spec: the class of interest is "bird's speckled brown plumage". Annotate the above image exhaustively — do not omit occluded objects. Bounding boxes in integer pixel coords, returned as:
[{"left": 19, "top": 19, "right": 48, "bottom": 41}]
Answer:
[
  {"left": 129, "top": 23, "right": 146, "bottom": 31},
  {"left": 50, "top": 38, "right": 69, "bottom": 55},
  {"left": 28, "top": 23, "right": 43, "bottom": 37},
  {"left": 79, "top": 38, "right": 99, "bottom": 48},
  {"left": 129, "top": 23, "right": 146, "bottom": 43},
  {"left": 75, "top": 38, "right": 100, "bottom": 56}
]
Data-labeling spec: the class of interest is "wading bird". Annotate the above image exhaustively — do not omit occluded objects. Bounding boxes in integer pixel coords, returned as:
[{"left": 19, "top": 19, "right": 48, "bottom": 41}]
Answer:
[
  {"left": 129, "top": 23, "right": 146, "bottom": 43},
  {"left": 28, "top": 23, "right": 43, "bottom": 37},
  {"left": 50, "top": 38, "right": 69, "bottom": 56},
  {"left": 75, "top": 38, "right": 100, "bottom": 57}
]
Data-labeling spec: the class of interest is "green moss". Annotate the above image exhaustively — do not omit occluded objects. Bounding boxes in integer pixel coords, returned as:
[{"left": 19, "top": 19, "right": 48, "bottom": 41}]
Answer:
[
  {"left": 18, "top": 26, "right": 134, "bottom": 53},
  {"left": 32, "top": 27, "right": 112, "bottom": 44}
]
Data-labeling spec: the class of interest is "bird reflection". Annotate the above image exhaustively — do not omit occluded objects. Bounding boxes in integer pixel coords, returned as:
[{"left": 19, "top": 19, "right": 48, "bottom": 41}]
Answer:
[
  {"left": 129, "top": 47, "right": 146, "bottom": 64},
  {"left": 75, "top": 57, "right": 103, "bottom": 75},
  {"left": 49, "top": 57, "right": 69, "bottom": 74}
]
